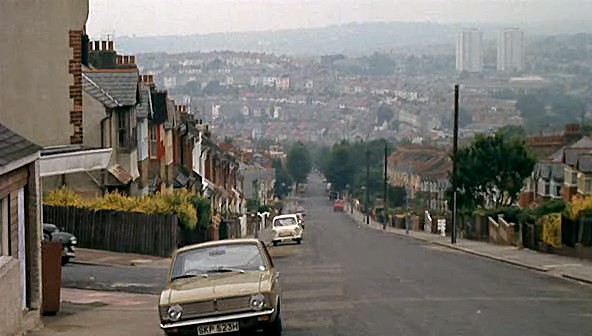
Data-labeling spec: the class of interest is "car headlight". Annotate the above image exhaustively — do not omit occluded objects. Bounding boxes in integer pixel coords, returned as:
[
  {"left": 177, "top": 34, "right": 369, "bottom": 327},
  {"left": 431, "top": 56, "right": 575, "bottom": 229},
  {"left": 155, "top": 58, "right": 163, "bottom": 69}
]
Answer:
[
  {"left": 249, "top": 293, "right": 265, "bottom": 311},
  {"left": 167, "top": 304, "right": 183, "bottom": 321}
]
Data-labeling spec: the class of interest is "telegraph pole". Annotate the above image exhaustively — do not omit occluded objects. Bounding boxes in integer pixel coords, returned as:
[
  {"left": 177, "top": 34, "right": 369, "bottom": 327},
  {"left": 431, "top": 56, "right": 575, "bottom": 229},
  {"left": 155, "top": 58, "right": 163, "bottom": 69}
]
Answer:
[
  {"left": 452, "top": 84, "right": 460, "bottom": 244},
  {"left": 365, "top": 148, "right": 370, "bottom": 225},
  {"left": 383, "top": 140, "right": 388, "bottom": 229}
]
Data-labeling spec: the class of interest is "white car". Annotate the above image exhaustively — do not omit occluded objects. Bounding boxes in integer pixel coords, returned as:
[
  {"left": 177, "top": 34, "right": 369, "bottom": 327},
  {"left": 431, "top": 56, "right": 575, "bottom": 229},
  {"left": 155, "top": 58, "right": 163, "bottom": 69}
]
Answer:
[{"left": 271, "top": 214, "right": 303, "bottom": 246}]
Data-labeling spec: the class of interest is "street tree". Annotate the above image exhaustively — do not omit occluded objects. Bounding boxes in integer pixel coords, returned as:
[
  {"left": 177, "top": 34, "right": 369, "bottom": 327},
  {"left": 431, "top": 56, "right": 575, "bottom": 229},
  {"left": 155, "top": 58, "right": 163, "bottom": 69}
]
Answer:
[
  {"left": 449, "top": 131, "right": 536, "bottom": 210},
  {"left": 286, "top": 142, "right": 312, "bottom": 186}
]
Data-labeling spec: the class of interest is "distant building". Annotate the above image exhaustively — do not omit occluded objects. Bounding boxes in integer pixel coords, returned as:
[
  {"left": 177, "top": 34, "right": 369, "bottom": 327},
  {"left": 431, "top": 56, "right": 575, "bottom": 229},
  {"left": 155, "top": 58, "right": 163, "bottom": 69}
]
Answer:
[
  {"left": 456, "top": 29, "right": 483, "bottom": 72},
  {"left": 497, "top": 28, "right": 525, "bottom": 72}
]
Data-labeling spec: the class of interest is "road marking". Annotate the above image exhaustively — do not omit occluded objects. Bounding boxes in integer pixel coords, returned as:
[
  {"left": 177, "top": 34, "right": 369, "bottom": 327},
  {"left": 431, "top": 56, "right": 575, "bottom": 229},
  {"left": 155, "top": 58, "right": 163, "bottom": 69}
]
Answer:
[
  {"left": 283, "top": 315, "right": 334, "bottom": 329},
  {"left": 283, "top": 287, "right": 345, "bottom": 300},
  {"left": 282, "top": 275, "right": 343, "bottom": 285},
  {"left": 283, "top": 300, "right": 354, "bottom": 312},
  {"left": 351, "top": 296, "right": 592, "bottom": 304}
]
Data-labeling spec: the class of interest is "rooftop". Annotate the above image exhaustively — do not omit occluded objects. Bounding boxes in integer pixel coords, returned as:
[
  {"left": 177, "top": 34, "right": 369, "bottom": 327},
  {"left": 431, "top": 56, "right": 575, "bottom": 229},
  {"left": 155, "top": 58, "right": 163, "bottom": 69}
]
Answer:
[{"left": 0, "top": 123, "right": 41, "bottom": 168}]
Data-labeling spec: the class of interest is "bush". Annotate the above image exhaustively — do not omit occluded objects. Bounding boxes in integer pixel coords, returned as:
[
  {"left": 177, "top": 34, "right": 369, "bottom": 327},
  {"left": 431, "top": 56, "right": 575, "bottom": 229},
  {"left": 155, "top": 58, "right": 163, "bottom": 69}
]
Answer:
[{"left": 44, "top": 187, "right": 202, "bottom": 230}]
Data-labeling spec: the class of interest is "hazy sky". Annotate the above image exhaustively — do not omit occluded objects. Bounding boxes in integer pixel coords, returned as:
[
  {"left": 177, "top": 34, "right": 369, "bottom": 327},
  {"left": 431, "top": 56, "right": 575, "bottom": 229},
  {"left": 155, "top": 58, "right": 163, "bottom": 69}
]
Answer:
[{"left": 87, "top": 0, "right": 590, "bottom": 38}]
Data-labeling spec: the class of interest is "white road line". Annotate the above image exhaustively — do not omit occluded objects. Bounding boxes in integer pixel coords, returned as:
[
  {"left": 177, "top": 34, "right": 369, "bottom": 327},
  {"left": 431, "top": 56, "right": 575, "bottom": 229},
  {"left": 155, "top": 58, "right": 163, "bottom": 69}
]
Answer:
[{"left": 283, "top": 287, "right": 345, "bottom": 300}]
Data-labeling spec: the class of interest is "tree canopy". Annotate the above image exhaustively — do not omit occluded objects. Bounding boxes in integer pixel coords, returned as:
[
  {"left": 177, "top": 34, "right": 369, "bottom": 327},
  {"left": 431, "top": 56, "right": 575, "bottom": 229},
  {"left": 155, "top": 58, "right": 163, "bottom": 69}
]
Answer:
[
  {"left": 286, "top": 142, "right": 312, "bottom": 185},
  {"left": 449, "top": 131, "right": 536, "bottom": 211}
]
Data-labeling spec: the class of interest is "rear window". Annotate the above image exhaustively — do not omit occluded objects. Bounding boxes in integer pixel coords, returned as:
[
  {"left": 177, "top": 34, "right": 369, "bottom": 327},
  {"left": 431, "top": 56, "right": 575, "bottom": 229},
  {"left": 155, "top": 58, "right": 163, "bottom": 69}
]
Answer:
[{"left": 273, "top": 217, "right": 297, "bottom": 227}]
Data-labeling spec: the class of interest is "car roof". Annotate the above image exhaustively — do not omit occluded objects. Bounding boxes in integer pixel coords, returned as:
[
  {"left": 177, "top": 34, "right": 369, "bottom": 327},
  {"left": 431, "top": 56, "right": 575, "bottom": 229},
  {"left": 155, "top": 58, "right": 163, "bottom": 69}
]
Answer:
[
  {"left": 273, "top": 214, "right": 298, "bottom": 219},
  {"left": 174, "top": 238, "right": 261, "bottom": 254}
]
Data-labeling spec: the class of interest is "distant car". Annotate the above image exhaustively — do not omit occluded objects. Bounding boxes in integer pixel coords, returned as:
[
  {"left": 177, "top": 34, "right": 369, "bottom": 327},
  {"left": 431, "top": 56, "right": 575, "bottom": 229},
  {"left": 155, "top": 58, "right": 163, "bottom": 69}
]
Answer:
[
  {"left": 271, "top": 214, "right": 303, "bottom": 246},
  {"left": 43, "top": 223, "right": 77, "bottom": 265},
  {"left": 329, "top": 191, "right": 338, "bottom": 200},
  {"left": 159, "top": 239, "right": 282, "bottom": 336},
  {"left": 333, "top": 199, "right": 345, "bottom": 212}
]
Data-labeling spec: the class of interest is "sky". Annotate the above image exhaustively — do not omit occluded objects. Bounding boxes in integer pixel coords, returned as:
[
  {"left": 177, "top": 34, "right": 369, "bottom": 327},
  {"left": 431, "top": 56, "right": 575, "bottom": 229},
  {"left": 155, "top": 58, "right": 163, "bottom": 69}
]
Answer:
[{"left": 87, "top": 0, "right": 590, "bottom": 38}]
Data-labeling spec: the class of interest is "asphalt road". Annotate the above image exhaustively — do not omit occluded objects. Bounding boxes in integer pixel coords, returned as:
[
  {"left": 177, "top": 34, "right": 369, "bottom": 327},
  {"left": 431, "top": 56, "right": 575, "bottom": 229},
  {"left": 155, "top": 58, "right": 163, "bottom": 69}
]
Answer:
[{"left": 63, "top": 175, "right": 592, "bottom": 335}]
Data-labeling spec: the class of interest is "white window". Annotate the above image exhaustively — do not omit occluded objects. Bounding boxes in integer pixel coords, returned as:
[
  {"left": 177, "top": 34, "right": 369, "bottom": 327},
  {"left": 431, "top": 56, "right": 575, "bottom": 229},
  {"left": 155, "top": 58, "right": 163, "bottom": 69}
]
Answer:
[
  {"left": 0, "top": 197, "right": 8, "bottom": 256},
  {"left": 149, "top": 125, "right": 158, "bottom": 159}
]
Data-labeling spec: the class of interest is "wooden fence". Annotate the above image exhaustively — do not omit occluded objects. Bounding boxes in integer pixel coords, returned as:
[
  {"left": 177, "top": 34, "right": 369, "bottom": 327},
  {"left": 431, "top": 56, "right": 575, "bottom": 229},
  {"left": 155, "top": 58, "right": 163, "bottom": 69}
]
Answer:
[{"left": 43, "top": 205, "right": 179, "bottom": 257}]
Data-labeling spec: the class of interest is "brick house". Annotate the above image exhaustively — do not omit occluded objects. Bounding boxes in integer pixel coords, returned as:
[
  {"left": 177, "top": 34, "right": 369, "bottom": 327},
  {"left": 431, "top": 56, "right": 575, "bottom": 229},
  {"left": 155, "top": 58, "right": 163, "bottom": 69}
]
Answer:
[{"left": 0, "top": 123, "right": 43, "bottom": 335}]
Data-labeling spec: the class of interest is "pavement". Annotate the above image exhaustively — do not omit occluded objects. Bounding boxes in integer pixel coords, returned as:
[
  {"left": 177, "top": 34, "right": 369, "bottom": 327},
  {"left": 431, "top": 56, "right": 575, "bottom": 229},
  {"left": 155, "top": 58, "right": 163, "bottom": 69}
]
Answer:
[
  {"left": 72, "top": 248, "right": 171, "bottom": 268},
  {"left": 30, "top": 175, "right": 592, "bottom": 335},
  {"left": 345, "top": 206, "right": 592, "bottom": 286}
]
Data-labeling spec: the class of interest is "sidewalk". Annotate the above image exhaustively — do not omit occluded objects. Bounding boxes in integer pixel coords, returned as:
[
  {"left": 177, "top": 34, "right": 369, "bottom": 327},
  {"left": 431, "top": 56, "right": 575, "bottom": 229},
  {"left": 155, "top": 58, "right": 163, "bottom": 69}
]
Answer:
[
  {"left": 27, "top": 288, "right": 160, "bottom": 336},
  {"left": 72, "top": 248, "right": 170, "bottom": 269},
  {"left": 345, "top": 207, "right": 592, "bottom": 285}
]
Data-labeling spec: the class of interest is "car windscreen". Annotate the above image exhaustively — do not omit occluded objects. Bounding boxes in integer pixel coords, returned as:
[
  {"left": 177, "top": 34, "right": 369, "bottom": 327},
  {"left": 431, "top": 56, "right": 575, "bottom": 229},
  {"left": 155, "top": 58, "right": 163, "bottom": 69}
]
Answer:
[
  {"left": 273, "top": 217, "right": 297, "bottom": 227},
  {"left": 171, "top": 243, "right": 266, "bottom": 278}
]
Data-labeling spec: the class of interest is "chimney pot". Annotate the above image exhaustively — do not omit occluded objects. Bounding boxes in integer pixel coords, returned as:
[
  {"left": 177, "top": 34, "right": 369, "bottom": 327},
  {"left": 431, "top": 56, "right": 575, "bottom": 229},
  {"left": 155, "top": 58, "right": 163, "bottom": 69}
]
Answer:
[
  {"left": 116, "top": 55, "right": 123, "bottom": 64},
  {"left": 148, "top": 74, "right": 154, "bottom": 83},
  {"left": 108, "top": 40, "right": 114, "bottom": 51},
  {"left": 130, "top": 55, "right": 136, "bottom": 64},
  {"left": 88, "top": 41, "right": 93, "bottom": 51},
  {"left": 123, "top": 56, "right": 129, "bottom": 64},
  {"left": 94, "top": 41, "right": 100, "bottom": 50},
  {"left": 101, "top": 41, "right": 107, "bottom": 50}
]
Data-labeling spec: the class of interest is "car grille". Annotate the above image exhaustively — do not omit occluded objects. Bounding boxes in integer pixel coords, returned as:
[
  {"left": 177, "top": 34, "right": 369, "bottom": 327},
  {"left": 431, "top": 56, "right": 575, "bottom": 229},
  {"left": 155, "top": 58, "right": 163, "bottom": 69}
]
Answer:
[{"left": 180, "top": 296, "right": 252, "bottom": 319}]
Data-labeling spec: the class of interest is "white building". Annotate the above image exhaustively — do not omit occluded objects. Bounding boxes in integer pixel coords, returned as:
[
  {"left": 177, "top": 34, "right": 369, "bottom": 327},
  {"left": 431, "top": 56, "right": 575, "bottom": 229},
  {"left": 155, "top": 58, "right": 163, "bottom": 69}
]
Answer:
[
  {"left": 456, "top": 29, "right": 483, "bottom": 72},
  {"left": 497, "top": 28, "right": 525, "bottom": 72}
]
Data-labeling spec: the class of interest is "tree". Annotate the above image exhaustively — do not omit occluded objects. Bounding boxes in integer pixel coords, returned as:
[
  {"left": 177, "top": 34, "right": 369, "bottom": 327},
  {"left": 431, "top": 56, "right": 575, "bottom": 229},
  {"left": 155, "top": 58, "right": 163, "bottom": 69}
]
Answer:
[
  {"left": 449, "top": 132, "right": 536, "bottom": 210},
  {"left": 286, "top": 142, "right": 312, "bottom": 185},
  {"left": 272, "top": 159, "right": 292, "bottom": 198},
  {"left": 325, "top": 143, "right": 356, "bottom": 192}
]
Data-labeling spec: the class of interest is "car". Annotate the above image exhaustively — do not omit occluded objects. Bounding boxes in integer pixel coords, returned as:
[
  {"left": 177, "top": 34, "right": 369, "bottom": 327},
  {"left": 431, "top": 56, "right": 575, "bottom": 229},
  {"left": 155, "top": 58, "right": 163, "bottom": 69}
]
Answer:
[
  {"left": 159, "top": 239, "right": 282, "bottom": 336},
  {"left": 43, "top": 223, "right": 77, "bottom": 265},
  {"left": 271, "top": 214, "right": 303, "bottom": 246},
  {"left": 333, "top": 199, "right": 345, "bottom": 212}
]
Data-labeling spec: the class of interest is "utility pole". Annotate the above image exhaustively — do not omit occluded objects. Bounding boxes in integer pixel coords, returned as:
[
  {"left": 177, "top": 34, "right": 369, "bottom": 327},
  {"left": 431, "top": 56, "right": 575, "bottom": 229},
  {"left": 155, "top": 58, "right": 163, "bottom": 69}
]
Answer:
[
  {"left": 365, "top": 148, "right": 370, "bottom": 225},
  {"left": 452, "top": 84, "right": 460, "bottom": 244},
  {"left": 383, "top": 140, "right": 388, "bottom": 229}
]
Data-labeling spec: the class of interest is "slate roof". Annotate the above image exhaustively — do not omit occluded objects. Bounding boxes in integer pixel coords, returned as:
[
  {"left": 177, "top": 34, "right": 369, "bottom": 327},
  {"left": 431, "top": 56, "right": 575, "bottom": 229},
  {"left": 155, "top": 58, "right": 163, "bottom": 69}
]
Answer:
[
  {"left": 577, "top": 154, "right": 592, "bottom": 173},
  {"left": 82, "top": 70, "right": 139, "bottom": 108},
  {"left": 137, "top": 84, "right": 153, "bottom": 119},
  {"left": 569, "top": 136, "right": 592, "bottom": 148},
  {"left": 0, "top": 123, "right": 41, "bottom": 168}
]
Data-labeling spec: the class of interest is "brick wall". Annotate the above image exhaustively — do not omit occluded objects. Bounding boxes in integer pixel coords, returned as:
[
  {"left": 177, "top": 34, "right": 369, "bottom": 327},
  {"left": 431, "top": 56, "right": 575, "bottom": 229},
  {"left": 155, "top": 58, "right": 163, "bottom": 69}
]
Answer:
[{"left": 69, "top": 30, "right": 84, "bottom": 144}]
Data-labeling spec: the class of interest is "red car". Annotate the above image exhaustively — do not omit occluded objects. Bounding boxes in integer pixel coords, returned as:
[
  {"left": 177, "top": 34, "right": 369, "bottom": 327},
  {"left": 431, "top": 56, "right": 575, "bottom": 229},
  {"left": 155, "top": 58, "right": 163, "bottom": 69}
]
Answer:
[{"left": 333, "top": 199, "right": 345, "bottom": 212}]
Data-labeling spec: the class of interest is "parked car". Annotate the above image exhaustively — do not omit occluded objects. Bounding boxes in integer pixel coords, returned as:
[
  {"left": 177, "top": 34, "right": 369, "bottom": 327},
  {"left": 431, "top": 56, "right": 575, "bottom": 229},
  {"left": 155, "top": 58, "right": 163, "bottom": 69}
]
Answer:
[
  {"left": 271, "top": 214, "right": 303, "bottom": 246},
  {"left": 42, "top": 223, "right": 77, "bottom": 265},
  {"left": 333, "top": 199, "right": 345, "bottom": 212},
  {"left": 159, "top": 239, "right": 282, "bottom": 336}
]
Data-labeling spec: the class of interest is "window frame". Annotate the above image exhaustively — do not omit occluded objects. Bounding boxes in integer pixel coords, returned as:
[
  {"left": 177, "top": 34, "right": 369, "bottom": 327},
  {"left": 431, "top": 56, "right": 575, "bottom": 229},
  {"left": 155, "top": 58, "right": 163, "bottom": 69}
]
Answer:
[
  {"left": 149, "top": 124, "right": 158, "bottom": 159},
  {"left": 0, "top": 197, "right": 9, "bottom": 256}
]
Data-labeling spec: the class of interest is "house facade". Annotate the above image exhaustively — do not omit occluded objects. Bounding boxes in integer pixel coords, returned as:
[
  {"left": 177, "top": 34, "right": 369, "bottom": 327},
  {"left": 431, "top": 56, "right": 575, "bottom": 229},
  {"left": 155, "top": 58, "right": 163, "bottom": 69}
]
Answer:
[{"left": 0, "top": 124, "right": 43, "bottom": 336}]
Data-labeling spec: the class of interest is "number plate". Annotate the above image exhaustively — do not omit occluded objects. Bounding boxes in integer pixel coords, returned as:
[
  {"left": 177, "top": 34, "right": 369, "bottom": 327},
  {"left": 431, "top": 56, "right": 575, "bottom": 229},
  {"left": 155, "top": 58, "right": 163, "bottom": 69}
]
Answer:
[{"left": 197, "top": 321, "right": 240, "bottom": 335}]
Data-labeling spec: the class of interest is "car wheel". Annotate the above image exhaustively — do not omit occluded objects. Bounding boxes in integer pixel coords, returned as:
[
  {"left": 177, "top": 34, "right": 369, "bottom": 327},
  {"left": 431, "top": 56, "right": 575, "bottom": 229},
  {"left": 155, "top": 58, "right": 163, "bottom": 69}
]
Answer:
[
  {"left": 267, "top": 304, "right": 283, "bottom": 335},
  {"left": 296, "top": 239, "right": 301, "bottom": 245},
  {"left": 272, "top": 241, "right": 278, "bottom": 247},
  {"left": 61, "top": 256, "right": 71, "bottom": 265}
]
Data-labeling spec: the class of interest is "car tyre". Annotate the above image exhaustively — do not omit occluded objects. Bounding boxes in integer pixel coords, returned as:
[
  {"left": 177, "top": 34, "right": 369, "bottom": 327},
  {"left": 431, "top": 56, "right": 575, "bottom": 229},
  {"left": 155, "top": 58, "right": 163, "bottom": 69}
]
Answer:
[
  {"left": 267, "top": 304, "right": 283, "bottom": 335},
  {"left": 272, "top": 241, "right": 278, "bottom": 247},
  {"left": 61, "top": 256, "right": 71, "bottom": 265},
  {"left": 296, "top": 239, "right": 301, "bottom": 245}
]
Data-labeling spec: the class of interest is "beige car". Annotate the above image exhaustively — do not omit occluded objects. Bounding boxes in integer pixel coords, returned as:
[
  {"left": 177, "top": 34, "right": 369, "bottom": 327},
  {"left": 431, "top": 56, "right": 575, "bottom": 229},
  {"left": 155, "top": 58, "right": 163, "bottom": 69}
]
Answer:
[{"left": 159, "top": 239, "right": 282, "bottom": 335}]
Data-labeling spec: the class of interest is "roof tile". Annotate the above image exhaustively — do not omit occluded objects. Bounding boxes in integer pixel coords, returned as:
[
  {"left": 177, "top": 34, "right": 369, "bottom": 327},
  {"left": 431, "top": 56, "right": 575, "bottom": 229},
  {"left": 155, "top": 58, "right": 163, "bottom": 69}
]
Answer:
[{"left": 0, "top": 123, "right": 41, "bottom": 168}]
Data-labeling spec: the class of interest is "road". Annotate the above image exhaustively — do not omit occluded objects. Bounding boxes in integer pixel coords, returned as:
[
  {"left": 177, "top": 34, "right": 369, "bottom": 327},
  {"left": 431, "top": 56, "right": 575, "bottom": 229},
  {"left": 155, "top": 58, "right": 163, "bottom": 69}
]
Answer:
[{"left": 62, "top": 176, "right": 592, "bottom": 335}]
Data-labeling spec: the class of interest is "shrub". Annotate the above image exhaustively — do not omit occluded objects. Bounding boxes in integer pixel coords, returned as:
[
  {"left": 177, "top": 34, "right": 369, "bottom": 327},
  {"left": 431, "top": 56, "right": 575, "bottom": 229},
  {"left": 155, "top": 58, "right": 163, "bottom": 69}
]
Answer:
[{"left": 44, "top": 187, "right": 200, "bottom": 230}]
